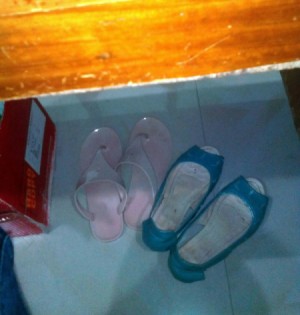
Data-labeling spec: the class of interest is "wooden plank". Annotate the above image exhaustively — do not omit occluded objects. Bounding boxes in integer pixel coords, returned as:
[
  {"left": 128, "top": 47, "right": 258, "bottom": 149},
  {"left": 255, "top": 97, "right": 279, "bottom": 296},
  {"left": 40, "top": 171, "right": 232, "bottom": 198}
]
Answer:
[{"left": 1, "top": 0, "right": 300, "bottom": 100}]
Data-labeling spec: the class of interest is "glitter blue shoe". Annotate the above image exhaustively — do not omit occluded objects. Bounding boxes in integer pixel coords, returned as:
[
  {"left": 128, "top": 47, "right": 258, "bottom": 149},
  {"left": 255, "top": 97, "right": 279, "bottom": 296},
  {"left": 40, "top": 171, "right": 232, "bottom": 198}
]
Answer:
[
  {"left": 142, "top": 145, "right": 224, "bottom": 251},
  {"left": 168, "top": 176, "right": 268, "bottom": 283}
]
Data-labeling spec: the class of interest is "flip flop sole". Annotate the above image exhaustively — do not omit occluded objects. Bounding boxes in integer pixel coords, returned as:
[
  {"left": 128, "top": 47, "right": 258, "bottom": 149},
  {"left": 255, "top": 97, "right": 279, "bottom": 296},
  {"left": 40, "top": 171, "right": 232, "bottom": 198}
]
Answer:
[
  {"left": 75, "top": 128, "right": 126, "bottom": 241},
  {"left": 119, "top": 117, "right": 172, "bottom": 229},
  {"left": 129, "top": 117, "right": 172, "bottom": 184},
  {"left": 80, "top": 127, "right": 122, "bottom": 173}
]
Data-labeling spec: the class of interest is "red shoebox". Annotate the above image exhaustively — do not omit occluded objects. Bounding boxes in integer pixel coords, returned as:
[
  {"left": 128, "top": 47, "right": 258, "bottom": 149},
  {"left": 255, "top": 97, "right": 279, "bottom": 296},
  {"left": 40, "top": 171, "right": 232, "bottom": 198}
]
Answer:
[{"left": 0, "top": 98, "right": 55, "bottom": 236}]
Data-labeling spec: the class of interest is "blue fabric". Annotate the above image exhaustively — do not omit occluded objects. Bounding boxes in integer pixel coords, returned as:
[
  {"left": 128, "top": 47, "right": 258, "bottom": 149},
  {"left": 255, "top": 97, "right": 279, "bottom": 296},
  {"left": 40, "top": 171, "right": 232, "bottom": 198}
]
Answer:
[
  {"left": 168, "top": 176, "right": 269, "bottom": 283},
  {"left": 0, "top": 228, "right": 29, "bottom": 315},
  {"left": 142, "top": 146, "right": 224, "bottom": 251}
]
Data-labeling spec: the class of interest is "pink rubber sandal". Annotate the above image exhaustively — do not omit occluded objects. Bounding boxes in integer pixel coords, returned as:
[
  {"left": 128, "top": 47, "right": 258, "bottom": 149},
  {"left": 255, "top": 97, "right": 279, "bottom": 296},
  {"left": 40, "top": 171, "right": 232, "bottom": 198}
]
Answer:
[
  {"left": 117, "top": 117, "right": 172, "bottom": 229},
  {"left": 74, "top": 128, "right": 127, "bottom": 242}
]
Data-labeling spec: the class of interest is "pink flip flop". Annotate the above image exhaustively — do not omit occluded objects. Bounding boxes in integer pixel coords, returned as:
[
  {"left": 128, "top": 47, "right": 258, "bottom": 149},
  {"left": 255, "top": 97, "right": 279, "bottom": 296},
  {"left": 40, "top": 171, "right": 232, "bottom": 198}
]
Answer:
[
  {"left": 117, "top": 117, "right": 172, "bottom": 229},
  {"left": 74, "top": 128, "right": 127, "bottom": 242}
]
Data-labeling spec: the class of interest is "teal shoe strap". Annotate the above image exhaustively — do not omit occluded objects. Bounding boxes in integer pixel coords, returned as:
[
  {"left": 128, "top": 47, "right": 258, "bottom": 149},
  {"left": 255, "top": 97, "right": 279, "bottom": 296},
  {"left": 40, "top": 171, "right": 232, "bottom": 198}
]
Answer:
[
  {"left": 168, "top": 247, "right": 205, "bottom": 283},
  {"left": 175, "top": 146, "right": 224, "bottom": 187},
  {"left": 225, "top": 176, "right": 268, "bottom": 225},
  {"left": 142, "top": 218, "right": 177, "bottom": 252}
]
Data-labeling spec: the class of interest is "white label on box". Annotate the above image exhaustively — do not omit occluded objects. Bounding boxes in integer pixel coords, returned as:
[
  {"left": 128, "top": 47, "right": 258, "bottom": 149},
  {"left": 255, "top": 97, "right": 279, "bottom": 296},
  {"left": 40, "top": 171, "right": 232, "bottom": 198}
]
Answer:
[{"left": 25, "top": 101, "right": 46, "bottom": 174}]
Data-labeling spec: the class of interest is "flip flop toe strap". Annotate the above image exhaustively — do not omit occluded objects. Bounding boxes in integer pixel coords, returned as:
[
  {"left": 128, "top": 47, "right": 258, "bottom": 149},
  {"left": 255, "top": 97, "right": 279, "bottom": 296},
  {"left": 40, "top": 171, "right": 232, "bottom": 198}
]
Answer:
[{"left": 117, "top": 135, "right": 158, "bottom": 197}]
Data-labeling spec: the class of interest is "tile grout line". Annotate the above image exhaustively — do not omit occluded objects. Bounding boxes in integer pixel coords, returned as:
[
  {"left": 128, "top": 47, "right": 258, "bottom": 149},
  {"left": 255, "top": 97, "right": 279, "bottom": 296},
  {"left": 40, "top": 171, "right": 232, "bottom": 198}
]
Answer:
[
  {"left": 195, "top": 81, "right": 207, "bottom": 145},
  {"left": 195, "top": 80, "right": 235, "bottom": 315},
  {"left": 224, "top": 260, "right": 236, "bottom": 315}
]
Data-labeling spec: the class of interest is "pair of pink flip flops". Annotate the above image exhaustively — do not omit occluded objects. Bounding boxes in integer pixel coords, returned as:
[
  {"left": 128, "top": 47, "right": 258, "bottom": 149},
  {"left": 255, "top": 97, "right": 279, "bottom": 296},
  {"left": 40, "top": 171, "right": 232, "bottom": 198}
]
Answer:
[{"left": 74, "top": 118, "right": 172, "bottom": 241}]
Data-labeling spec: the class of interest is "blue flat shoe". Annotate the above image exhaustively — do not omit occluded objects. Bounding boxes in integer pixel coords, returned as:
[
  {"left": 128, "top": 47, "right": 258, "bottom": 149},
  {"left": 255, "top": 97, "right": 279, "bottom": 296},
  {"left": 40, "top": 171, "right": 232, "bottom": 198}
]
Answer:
[
  {"left": 168, "top": 176, "right": 268, "bottom": 283},
  {"left": 142, "top": 145, "right": 224, "bottom": 251}
]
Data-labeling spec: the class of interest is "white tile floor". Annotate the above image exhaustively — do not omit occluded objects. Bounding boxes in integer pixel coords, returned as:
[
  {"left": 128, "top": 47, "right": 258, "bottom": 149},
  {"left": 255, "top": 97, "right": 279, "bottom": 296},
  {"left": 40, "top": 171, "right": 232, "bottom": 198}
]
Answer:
[
  {"left": 196, "top": 73, "right": 300, "bottom": 315},
  {"left": 12, "top": 72, "right": 300, "bottom": 315}
]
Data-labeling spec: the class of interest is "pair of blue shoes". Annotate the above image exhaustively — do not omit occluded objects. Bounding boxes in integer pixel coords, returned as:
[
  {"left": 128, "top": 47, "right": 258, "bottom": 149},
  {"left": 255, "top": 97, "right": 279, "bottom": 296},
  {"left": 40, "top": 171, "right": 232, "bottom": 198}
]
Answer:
[{"left": 142, "top": 146, "right": 268, "bottom": 283}]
